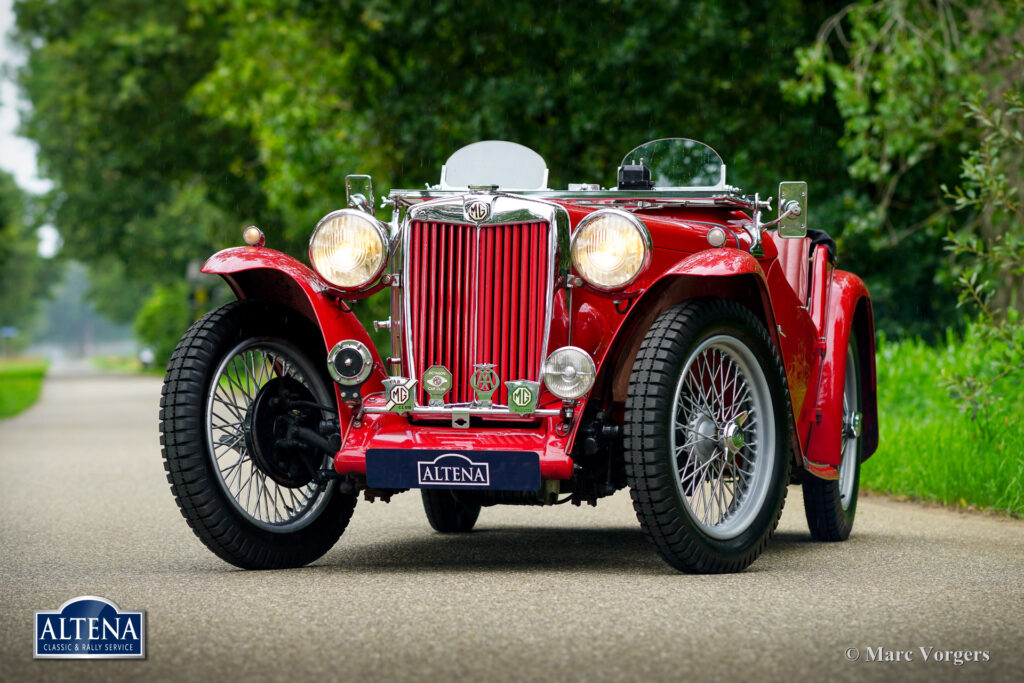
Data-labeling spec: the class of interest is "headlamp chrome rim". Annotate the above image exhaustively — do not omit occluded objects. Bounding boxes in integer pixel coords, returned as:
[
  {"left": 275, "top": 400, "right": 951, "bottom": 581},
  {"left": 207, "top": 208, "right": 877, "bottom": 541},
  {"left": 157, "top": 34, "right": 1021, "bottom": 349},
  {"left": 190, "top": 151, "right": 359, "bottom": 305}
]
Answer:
[
  {"left": 569, "top": 208, "right": 652, "bottom": 291},
  {"left": 542, "top": 346, "right": 597, "bottom": 401},
  {"left": 308, "top": 208, "right": 390, "bottom": 291}
]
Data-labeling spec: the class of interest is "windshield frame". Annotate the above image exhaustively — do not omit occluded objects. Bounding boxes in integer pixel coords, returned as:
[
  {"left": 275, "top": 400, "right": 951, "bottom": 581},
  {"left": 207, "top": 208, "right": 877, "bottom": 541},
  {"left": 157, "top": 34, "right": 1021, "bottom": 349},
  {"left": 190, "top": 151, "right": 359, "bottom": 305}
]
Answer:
[
  {"left": 390, "top": 138, "right": 748, "bottom": 206},
  {"left": 619, "top": 137, "right": 729, "bottom": 191},
  {"left": 439, "top": 140, "right": 550, "bottom": 191}
]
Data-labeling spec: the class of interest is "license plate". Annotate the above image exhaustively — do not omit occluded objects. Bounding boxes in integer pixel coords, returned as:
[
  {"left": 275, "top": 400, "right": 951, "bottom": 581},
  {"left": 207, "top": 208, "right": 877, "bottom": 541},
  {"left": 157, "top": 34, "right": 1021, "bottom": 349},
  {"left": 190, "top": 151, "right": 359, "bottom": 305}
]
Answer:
[{"left": 365, "top": 449, "right": 541, "bottom": 491}]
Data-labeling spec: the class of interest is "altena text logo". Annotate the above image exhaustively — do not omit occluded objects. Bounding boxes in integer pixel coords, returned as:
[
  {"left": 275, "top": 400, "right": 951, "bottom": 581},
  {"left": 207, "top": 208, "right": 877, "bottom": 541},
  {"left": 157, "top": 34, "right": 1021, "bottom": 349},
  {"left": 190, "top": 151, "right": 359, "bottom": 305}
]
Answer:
[{"left": 35, "top": 596, "right": 146, "bottom": 659}]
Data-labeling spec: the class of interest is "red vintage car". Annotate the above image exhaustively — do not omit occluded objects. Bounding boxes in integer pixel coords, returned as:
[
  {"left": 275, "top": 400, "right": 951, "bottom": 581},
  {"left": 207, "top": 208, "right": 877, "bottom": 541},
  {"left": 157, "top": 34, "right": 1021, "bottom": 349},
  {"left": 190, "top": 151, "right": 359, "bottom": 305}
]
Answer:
[{"left": 160, "top": 138, "right": 878, "bottom": 573}]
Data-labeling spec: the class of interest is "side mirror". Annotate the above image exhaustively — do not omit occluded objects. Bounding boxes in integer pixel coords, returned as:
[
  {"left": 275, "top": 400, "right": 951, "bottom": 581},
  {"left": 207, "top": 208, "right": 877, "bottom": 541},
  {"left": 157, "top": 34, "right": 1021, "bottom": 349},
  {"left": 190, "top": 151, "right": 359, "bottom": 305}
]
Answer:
[
  {"left": 346, "top": 175, "right": 375, "bottom": 216},
  {"left": 777, "top": 181, "right": 807, "bottom": 238}
]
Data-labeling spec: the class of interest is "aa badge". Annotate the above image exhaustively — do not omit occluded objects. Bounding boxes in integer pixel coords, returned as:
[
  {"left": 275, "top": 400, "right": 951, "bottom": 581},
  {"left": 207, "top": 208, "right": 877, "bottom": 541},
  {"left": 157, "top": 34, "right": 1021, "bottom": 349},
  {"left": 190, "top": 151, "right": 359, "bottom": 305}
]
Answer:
[{"left": 469, "top": 363, "right": 500, "bottom": 406}]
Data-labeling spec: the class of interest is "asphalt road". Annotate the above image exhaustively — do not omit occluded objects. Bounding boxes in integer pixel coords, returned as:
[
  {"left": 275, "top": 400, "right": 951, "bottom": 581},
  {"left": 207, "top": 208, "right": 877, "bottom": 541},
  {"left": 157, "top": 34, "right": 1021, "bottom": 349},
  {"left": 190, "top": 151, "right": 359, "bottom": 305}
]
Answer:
[{"left": 1, "top": 371, "right": 1022, "bottom": 683}]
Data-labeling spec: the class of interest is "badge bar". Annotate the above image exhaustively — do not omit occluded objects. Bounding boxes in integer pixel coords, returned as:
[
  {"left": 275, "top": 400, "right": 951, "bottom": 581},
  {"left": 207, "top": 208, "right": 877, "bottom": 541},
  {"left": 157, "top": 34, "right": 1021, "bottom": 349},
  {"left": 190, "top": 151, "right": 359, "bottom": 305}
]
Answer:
[{"left": 379, "top": 365, "right": 543, "bottom": 417}]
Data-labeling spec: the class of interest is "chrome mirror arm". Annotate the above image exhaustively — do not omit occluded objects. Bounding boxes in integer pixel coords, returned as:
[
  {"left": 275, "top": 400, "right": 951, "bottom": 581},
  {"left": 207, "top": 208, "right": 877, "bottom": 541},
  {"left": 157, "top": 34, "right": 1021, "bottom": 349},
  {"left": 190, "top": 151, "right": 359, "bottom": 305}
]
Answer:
[
  {"left": 757, "top": 200, "right": 801, "bottom": 231},
  {"left": 747, "top": 193, "right": 773, "bottom": 255},
  {"left": 345, "top": 174, "right": 376, "bottom": 216},
  {"left": 348, "top": 193, "right": 370, "bottom": 213}
]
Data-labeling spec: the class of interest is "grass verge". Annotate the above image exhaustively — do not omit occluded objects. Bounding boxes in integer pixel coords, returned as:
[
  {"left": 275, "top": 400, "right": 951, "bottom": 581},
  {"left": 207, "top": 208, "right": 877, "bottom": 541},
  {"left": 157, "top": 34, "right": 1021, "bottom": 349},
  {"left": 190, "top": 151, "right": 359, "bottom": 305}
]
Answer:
[
  {"left": 0, "top": 358, "right": 49, "bottom": 419},
  {"left": 863, "top": 333, "right": 1023, "bottom": 517},
  {"left": 91, "top": 354, "right": 163, "bottom": 375}
]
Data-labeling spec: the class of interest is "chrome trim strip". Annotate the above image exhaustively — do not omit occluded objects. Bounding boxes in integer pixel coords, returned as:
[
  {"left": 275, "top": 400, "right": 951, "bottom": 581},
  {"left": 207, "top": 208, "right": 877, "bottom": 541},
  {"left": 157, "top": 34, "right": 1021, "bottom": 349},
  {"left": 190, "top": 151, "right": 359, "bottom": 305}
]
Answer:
[
  {"left": 390, "top": 189, "right": 755, "bottom": 208},
  {"left": 399, "top": 194, "right": 569, "bottom": 410},
  {"left": 363, "top": 405, "right": 561, "bottom": 417}
]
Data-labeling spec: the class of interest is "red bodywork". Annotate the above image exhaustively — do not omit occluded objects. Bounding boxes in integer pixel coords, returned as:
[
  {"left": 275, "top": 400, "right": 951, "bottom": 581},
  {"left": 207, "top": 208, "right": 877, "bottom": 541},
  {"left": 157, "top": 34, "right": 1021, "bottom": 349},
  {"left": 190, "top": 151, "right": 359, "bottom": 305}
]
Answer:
[{"left": 204, "top": 202, "right": 877, "bottom": 483}]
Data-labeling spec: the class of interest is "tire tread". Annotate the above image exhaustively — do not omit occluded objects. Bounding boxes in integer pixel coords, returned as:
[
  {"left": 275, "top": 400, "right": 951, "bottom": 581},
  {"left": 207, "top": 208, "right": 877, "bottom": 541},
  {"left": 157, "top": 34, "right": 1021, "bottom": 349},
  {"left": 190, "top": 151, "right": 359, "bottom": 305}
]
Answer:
[
  {"left": 159, "top": 300, "right": 356, "bottom": 569},
  {"left": 624, "top": 299, "right": 791, "bottom": 573}
]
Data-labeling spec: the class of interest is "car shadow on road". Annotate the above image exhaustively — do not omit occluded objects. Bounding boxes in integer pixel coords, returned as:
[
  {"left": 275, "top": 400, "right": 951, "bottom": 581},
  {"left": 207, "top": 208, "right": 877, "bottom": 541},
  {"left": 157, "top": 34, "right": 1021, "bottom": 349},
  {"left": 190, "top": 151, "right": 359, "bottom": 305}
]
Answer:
[
  {"left": 325, "top": 526, "right": 666, "bottom": 573},
  {"left": 309, "top": 526, "right": 823, "bottom": 575}
]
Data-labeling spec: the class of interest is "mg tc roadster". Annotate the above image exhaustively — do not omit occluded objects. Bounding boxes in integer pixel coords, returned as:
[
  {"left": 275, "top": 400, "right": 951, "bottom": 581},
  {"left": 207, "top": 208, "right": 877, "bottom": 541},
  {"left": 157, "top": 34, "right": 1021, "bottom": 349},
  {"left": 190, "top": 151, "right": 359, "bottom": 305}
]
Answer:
[{"left": 160, "top": 138, "right": 878, "bottom": 573}]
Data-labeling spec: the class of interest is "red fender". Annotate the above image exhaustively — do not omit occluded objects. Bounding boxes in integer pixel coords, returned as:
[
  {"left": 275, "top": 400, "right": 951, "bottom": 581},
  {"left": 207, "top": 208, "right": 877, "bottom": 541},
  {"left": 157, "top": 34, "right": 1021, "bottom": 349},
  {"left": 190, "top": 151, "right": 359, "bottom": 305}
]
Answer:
[
  {"left": 666, "top": 247, "right": 768, "bottom": 279},
  {"left": 577, "top": 248, "right": 814, "bottom": 467},
  {"left": 803, "top": 270, "right": 878, "bottom": 475},
  {"left": 202, "top": 246, "right": 387, "bottom": 425}
]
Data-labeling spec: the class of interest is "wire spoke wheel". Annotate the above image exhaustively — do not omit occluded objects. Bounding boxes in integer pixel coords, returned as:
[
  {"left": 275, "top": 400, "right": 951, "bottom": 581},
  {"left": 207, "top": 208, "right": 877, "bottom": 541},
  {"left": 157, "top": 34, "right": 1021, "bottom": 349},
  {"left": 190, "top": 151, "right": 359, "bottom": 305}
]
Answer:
[
  {"left": 624, "top": 299, "right": 790, "bottom": 573},
  {"left": 671, "top": 336, "right": 775, "bottom": 540},
  {"left": 837, "top": 343, "right": 860, "bottom": 510},
  {"left": 160, "top": 300, "right": 356, "bottom": 569},
  {"left": 206, "top": 339, "right": 331, "bottom": 532}
]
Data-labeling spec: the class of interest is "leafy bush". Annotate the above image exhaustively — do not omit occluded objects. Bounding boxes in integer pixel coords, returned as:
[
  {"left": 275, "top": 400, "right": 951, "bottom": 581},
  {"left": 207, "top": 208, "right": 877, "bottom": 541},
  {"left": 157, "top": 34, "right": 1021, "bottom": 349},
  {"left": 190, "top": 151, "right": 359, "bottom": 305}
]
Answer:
[
  {"left": 943, "top": 29, "right": 1024, "bottom": 419},
  {"left": 132, "top": 283, "right": 192, "bottom": 366}
]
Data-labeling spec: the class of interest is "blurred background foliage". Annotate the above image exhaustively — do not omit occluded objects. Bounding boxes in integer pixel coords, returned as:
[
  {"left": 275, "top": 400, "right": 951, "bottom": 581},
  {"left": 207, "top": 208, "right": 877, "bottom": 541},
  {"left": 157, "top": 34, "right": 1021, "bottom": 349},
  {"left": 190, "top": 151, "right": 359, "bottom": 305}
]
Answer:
[
  {"left": 5, "top": 0, "right": 1022, "bottom": 373},
  {"left": 5, "top": 0, "right": 1022, "bottom": 511},
  {"left": 0, "top": 169, "right": 53, "bottom": 351}
]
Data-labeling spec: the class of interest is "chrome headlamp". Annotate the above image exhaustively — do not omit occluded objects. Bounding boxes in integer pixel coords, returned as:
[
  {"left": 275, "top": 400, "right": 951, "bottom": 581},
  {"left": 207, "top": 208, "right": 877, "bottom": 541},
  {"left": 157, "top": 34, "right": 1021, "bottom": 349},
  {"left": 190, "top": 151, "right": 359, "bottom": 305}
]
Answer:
[
  {"left": 309, "top": 209, "right": 389, "bottom": 290},
  {"left": 543, "top": 346, "right": 596, "bottom": 400},
  {"left": 570, "top": 209, "right": 651, "bottom": 290}
]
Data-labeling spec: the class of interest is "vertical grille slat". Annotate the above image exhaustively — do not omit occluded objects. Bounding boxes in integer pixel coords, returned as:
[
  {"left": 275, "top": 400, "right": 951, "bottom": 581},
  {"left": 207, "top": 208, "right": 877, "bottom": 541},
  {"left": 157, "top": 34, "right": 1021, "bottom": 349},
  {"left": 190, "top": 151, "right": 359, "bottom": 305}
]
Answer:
[{"left": 407, "top": 219, "right": 549, "bottom": 408}]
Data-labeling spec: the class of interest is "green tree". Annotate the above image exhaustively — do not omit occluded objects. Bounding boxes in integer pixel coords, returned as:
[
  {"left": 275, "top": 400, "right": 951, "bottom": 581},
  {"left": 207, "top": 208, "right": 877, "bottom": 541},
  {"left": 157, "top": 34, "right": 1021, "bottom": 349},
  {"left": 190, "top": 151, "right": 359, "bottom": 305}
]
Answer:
[
  {"left": 12, "top": 0, "right": 275, "bottom": 345},
  {"left": 133, "top": 282, "right": 192, "bottom": 364},
  {"left": 0, "top": 171, "right": 50, "bottom": 348},
  {"left": 191, "top": 0, "right": 850, "bottom": 234},
  {"left": 13, "top": 0, "right": 271, "bottom": 278},
  {"left": 942, "top": 1, "right": 1024, "bottom": 419},
  {"left": 784, "top": 0, "right": 1024, "bottom": 337}
]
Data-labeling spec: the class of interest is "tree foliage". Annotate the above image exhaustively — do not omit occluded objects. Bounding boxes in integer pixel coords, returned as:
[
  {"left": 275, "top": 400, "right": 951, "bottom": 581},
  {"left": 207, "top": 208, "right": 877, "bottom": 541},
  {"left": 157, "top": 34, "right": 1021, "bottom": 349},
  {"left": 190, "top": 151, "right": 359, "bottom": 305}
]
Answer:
[
  {"left": 784, "top": 0, "right": 1023, "bottom": 337},
  {"left": 14, "top": 0, "right": 1018, "bottom": 348},
  {"left": 190, "top": 0, "right": 849, "bottom": 236},
  {"left": 0, "top": 170, "right": 50, "bottom": 343},
  {"left": 942, "top": 2, "right": 1024, "bottom": 419},
  {"left": 13, "top": 0, "right": 270, "bottom": 280}
]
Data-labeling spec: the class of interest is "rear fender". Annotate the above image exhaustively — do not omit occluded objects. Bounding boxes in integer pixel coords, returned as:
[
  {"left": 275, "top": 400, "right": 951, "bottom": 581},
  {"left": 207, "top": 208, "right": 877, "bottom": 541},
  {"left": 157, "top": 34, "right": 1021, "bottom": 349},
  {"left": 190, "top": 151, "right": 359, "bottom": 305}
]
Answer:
[
  {"left": 804, "top": 270, "right": 878, "bottom": 474},
  {"left": 202, "top": 247, "right": 387, "bottom": 424}
]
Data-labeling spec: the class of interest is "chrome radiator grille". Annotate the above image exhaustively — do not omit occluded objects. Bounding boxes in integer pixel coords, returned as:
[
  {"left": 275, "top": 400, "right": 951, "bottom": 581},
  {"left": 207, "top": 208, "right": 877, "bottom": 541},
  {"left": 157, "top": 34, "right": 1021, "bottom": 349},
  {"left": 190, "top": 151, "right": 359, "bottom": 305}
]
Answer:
[{"left": 405, "top": 219, "right": 550, "bottom": 407}]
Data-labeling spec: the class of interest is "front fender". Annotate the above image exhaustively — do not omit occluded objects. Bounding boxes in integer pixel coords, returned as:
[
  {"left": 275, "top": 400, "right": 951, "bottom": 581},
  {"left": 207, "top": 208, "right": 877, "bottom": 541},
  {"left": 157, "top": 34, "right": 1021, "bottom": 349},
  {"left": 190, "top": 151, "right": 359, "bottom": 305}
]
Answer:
[
  {"left": 804, "top": 270, "right": 878, "bottom": 474},
  {"left": 590, "top": 248, "right": 776, "bottom": 405},
  {"left": 202, "top": 246, "right": 387, "bottom": 404}
]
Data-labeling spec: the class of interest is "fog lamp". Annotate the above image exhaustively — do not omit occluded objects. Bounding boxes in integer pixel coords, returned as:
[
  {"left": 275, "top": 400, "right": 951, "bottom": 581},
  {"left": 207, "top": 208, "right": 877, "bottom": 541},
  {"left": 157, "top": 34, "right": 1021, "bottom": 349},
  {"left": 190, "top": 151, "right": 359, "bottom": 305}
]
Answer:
[{"left": 542, "top": 346, "right": 596, "bottom": 400}]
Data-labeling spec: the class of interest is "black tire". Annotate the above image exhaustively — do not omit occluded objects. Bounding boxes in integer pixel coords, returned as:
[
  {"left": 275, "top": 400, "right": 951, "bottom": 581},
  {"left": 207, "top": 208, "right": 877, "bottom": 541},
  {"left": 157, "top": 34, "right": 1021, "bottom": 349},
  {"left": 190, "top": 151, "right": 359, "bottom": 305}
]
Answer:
[
  {"left": 624, "top": 299, "right": 791, "bottom": 573},
  {"left": 803, "top": 335, "right": 862, "bottom": 541},
  {"left": 421, "top": 491, "right": 481, "bottom": 533},
  {"left": 159, "top": 300, "right": 357, "bottom": 569}
]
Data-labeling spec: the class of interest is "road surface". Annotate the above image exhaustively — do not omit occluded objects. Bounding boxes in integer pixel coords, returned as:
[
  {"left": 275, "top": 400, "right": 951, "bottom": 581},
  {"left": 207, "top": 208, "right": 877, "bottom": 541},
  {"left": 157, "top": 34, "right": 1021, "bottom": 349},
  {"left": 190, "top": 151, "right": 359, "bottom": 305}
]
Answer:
[{"left": 1, "top": 371, "right": 1022, "bottom": 682}]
